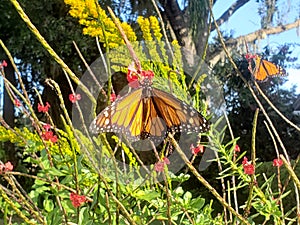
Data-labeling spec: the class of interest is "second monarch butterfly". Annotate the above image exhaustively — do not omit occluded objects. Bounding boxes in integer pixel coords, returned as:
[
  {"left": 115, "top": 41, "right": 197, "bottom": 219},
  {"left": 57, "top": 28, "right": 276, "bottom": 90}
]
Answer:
[
  {"left": 251, "top": 55, "right": 286, "bottom": 81},
  {"left": 89, "top": 70, "right": 210, "bottom": 142}
]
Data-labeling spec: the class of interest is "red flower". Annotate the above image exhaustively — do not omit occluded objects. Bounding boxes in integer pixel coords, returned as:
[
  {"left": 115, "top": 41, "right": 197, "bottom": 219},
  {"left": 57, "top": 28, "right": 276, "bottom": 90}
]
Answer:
[
  {"left": 42, "top": 131, "right": 58, "bottom": 143},
  {"left": 127, "top": 72, "right": 139, "bottom": 88},
  {"left": 2, "top": 60, "right": 7, "bottom": 67},
  {"left": 127, "top": 63, "right": 155, "bottom": 88},
  {"left": 0, "top": 161, "right": 13, "bottom": 174},
  {"left": 4, "top": 161, "right": 13, "bottom": 171},
  {"left": 0, "top": 60, "right": 7, "bottom": 69},
  {"left": 38, "top": 102, "right": 50, "bottom": 113},
  {"left": 163, "top": 157, "right": 170, "bottom": 165},
  {"left": 154, "top": 161, "right": 165, "bottom": 172},
  {"left": 43, "top": 124, "right": 51, "bottom": 131},
  {"left": 190, "top": 144, "right": 204, "bottom": 155},
  {"left": 273, "top": 158, "right": 283, "bottom": 167},
  {"left": 243, "top": 164, "right": 255, "bottom": 175},
  {"left": 110, "top": 93, "right": 120, "bottom": 102},
  {"left": 242, "top": 156, "right": 249, "bottom": 165},
  {"left": 245, "top": 53, "right": 256, "bottom": 61},
  {"left": 154, "top": 157, "right": 170, "bottom": 172},
  {"left": 70, "top": 192, "right": 86, "bottom": 208},
  {"left": 141, "top": 70, "right": 154, "bottom": 80},
  {"left": 234, "top": 144, "right": 240, "bottom": 152},
  {"left": 69, "top": 93, "right": 81, "bottom": 103},
  {"left": 242, "top": 157, "right": 255, "bottom": 175},
  {"left": 14, "top": 99, "right": 21, "bottom": 107}
]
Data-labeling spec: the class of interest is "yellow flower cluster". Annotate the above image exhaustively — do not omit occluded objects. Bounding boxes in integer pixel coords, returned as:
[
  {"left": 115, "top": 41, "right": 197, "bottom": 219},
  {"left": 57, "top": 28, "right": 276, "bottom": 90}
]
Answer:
[
  {"left": 137, "top": 16, "right": 152, "bottom": 41},
  {"left": 149, "top": 16, "right": 162, "bottom": 40},
  {"left": 137, "top": 16, "right": 162, "bottom": 41},
  {"left": 64, "top": 0, "right": 136, "bottom": 48}
]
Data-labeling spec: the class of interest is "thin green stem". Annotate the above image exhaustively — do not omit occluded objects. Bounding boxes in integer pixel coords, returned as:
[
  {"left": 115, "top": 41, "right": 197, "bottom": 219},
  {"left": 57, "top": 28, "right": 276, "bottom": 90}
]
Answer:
[{"left": 168, "top": 133, "right": 251, "bottom": 225}]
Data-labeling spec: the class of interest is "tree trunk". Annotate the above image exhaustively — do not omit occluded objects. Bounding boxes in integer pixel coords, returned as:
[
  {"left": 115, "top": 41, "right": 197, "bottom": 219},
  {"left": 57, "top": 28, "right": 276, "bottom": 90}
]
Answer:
[{"left": 3, "top": 59, "right": 17, "bottom": 165}]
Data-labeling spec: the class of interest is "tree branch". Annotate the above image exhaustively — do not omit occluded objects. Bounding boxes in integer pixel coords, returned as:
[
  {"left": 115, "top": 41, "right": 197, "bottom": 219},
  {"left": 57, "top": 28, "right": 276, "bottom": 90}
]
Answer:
[
  {"left": 211, "top": 0, "right": 251, "bottom": 32},
  {"left": 209, "top": 19, "right": 300, "bottom": 65}
]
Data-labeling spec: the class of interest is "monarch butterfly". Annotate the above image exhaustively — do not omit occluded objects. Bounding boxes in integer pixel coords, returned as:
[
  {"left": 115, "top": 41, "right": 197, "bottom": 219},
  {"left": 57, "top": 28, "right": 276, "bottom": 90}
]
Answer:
[
  {"left": 251, "top": 55, "right": 286, "bottom": 81},
  {"left": 89, "top": 71, "right": 210, "bottom": 142}
]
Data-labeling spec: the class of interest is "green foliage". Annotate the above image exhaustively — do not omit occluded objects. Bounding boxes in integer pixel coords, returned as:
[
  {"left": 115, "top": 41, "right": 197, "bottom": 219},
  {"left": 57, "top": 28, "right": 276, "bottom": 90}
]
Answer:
[{"left": 1, "top": 1, "right": 299, "bottom": 225}]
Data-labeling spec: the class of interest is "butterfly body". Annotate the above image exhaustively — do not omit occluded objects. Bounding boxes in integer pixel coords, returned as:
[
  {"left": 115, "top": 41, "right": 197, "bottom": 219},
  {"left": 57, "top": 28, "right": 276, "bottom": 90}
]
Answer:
[
  {"left": 252, "top": 55, "right": 286, "bottom": 81},
  {"left": 90, "top": 78, "right": 209, "bottom": 142}
]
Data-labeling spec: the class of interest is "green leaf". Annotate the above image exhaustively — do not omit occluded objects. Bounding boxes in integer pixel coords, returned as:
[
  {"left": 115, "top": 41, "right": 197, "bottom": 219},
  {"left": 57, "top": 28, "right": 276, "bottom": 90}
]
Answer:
[
  {"left": 43, "top": 199, "right": 54, "bottom": 212},
  {"left": 183, "top": 191, "right": 192, "bottom": 205},
  {"left": 190, "top": 197, "right": 205, "bottom": 210}
]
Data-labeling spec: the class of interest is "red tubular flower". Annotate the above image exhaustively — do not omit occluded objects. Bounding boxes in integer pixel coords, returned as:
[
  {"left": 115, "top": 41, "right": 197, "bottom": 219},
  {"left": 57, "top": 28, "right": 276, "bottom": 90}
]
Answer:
[
  {"left": 38, "top": 102, "right": 50, "bottom": 113},
  {"left": 2, "top": 60, "right": 7, "bottom": 67},
  {"left": 243, "top": 164, "right": 255, "bottom": 175},
  {"left": 42, "top": 131, "right": 58, "bottom": 143},
  {"left": 234, "top": 144, "right": 240, "bottom": 152},
  {"left": 70, "top": 193, "right": 86, "bottom": 208},
  {"left": 127, "top": 71, "right": 139, "bottom": 88},
  {"left": 0, "top": 60, "right": 7, "bottom": 69},
  {"left": 242, "top": 156, "right": 249, "bottom": 165},
  {"left": 126, "top": 63, "right": 155, "bottom": 88},
  {"left": 163, "top": 157, "right": 170, "bottom": 165},
  {"left": 154, "top": 161, "right": 165, "bottom": 172},
  {"left": 14, "top": 99, "right": 21, "bottom": 107},
  {"left": 110, "top": 93, "right": 120, "bottom": 102},
  {"left": 190, "top": 144, "right": 204, "bottom": 155},
  {"left": 245, "top": 53, "right": 256, "bottom": 61},
  {"left": 242, "top": 157, "right": 255, "bottom": 175},
  {"left": 273, "top": 158, "right": 283, "bottom": 167},
  {"left": 4, "top": 161, "right": 13, "bottom": 172},
  {"left": 43, "top": 124, "right": 51, "bottom": 131},
  {"left": 69, "top": 93, "right": 81, "bottom": 103},
  {"left": 141, "top": 70, "right": 154, "bottom": 80},
  {"left": 0, "top": 161, "right": 13, "bottom": 174}
]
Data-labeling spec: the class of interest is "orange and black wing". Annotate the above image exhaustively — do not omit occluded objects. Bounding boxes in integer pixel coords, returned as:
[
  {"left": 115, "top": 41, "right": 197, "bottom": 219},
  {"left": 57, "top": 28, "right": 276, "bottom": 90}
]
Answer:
[
  {"left": 253, "top": 56, "right": 286, "bottom": 81},
  {"left": 90, "top": 86, "right": 210, "bottom": 142},
  {"left": 89, "top": 88, "right": 145, "bottom": 142},
  {"left": 147, "top": 88, "right": 210, "bottom": 136}
]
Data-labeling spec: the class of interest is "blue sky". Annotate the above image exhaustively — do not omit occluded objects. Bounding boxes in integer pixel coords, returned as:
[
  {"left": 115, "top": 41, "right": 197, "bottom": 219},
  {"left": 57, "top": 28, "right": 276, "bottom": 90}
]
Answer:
[{"left": 211, "top": 0, "right": 300, "bottom": 93}]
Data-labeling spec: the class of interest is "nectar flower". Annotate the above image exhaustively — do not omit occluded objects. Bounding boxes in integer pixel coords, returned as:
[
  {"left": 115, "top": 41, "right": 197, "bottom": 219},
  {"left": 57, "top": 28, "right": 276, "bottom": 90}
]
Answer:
[
  {"left": 110, "top": 93, "right": 120, "bottom": 102},
  {"left": 141, "top": 70, "right": 154, "bottom": 80},
  {"left": 38, "top": 102, "right": 50, "bottom": 113},
  {"left": 163, "top": 157, "right": 170, "bottom": 165},
  {"left": 243, "top": 164, "right": 255, "bottom": 175},
  {"left": 154, "top": 161, "right": 165, "bottom": 172},
  {"left": 70, "top": 192, "right": 86, "bottom": 208},
  {"left": 273, "top": 158, "right": 283, "bottom": 167},
  {"left": 127, "top": 63, "right": 155, "bottom": 88},
  {"left": 154, "top": 157, "right": 170, "bottom": 172},
  {"left": 0, "top": 60, "right": 7, "bottom": 69},
  {"left": 69, "top": 93, "right": 81, "bottom": 103},
  {"left": 242, "top": 157, "right": 255, "bottom": 175},
  {"left": 0, "top": 161, "right": 13, "bottom": 174},
  {"left": 42, "top": 131, "right": 58, "bottom": 143},
  {"left": 245, "top": 53, "right": 256, "bottom": 61},
  {"left": 190, "top": 144, "right": 204, "bottom": 155},
  {"left": 4, "top": 161, "right": 13, "bottom": 171},
  {"left": 14, "top": 99, "right": 21, "bottom": 107},
  {"left": 127, "top": 71, "right": 139, "bottom": 88},
  {"left": 234, "top": 144, "right": 240, "bottom": 152},
  {"left": 43, "top": 124, "right": 51, "bottom": 131}
]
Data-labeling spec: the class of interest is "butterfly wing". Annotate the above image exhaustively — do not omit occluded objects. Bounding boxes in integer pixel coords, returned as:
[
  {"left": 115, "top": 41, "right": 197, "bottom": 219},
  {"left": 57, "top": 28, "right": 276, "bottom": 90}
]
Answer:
[
  {"left": 89, "top": 88, "right": 145, "bottom": 142},
  {"left": 148, "top": 88, "right": 210, "bottom": 135},
  {"left": 90, "top": 86, "right": 210, "bottom": 142},
  {"left": 253, "top": 56, "right": 286, "bottom": 81}
]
